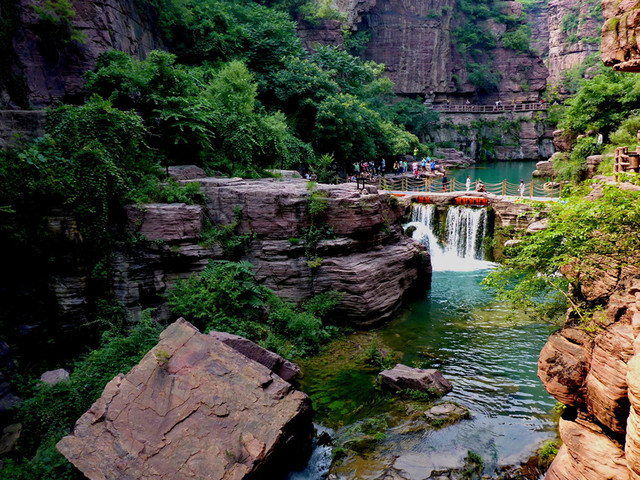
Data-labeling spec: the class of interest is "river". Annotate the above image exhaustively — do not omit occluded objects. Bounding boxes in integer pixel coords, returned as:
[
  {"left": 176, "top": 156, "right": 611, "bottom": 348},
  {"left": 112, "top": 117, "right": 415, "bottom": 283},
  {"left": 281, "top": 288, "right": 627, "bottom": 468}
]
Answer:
[{"left": 290, "top": 180, "right": 557, "bottom": 479}]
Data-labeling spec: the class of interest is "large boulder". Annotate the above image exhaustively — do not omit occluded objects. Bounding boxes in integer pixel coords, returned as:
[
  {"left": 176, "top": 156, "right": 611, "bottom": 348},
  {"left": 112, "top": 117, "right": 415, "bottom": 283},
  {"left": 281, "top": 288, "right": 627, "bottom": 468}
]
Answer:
[
  {"left": 378, "top": 364, "right": 452, "bottom": 396},
  {"left": 57, "top": 319, "right": 313, "bottom": 480}
]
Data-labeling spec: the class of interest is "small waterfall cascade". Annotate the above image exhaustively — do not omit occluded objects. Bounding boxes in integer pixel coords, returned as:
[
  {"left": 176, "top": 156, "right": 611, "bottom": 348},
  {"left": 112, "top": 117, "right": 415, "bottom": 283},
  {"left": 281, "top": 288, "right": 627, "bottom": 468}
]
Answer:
[
  {"left": 407, "top": 204, "right": 494, "bottom": 272},
  {"left": 445, "top": 205, "right": 488, "bottom": 260}
]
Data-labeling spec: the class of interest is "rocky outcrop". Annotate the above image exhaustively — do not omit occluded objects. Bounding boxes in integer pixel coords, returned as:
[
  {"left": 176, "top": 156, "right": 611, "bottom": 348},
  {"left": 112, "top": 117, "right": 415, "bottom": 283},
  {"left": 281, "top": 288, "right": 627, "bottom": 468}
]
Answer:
[
  {"left": 547, "top": 0, "right": 602, "bottom": 88},
  {"left": 40, "top": 368, "right": 70, "bottom": 385},
  {"left": 57, "top": 318, "right": 313, "bottom": 480},
  {"left": 539, "top": 262, "right": 640, "bottom": 479},
  {"left": 602, "top": 0, "right": 640, "bottom": 71},
  {"left": 49, "top": 176, "right": 431, "bottom": 328},
  {"left": 378, "top": 363, "right": 452, "bottom": 396},
  {"left": 428, "top": 111, "right": 555, "bottom": 161},
  {"left": 196, "top": 177, "right": 430, "bottom": 326},
  {"left": 533, "top": 160, "right": 556, "bottom": 177},
  {"left": 3, "top": 0, "right": 163, "bottom": 109}
]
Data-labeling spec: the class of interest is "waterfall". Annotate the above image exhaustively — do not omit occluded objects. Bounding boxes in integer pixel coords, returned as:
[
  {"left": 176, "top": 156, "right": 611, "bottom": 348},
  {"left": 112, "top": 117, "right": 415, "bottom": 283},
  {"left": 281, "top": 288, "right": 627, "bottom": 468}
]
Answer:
[{"left": 407, "top": 204, "right": 495, "bottom": 272}]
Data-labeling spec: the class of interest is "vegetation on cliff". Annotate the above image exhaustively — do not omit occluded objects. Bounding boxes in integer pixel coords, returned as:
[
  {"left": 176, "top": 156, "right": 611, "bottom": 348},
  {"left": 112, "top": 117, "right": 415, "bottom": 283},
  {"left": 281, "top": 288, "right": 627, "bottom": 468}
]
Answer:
[{"left": 485, "top": 185, "right": 640, "bottom": 322}]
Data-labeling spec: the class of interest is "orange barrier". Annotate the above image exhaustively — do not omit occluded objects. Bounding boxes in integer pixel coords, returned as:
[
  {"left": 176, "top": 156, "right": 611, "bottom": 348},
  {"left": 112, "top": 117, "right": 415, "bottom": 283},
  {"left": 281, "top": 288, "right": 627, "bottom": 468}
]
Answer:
[
  {"left": 392, "top": 193, "right": 406, "bottom": 197},
  {"left": 455, "top": 196, "right": 488, "bottom": 206},
  {"left": 414, "top": 196, "right": 433, "bottom": 204}
]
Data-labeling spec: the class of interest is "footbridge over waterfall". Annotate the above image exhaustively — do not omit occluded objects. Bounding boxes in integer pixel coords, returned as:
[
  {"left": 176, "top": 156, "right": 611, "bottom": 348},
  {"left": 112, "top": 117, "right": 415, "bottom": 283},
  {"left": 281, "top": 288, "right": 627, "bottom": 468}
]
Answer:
[{"left": 373, "top": 176, "right": 562, "bottom": 201}]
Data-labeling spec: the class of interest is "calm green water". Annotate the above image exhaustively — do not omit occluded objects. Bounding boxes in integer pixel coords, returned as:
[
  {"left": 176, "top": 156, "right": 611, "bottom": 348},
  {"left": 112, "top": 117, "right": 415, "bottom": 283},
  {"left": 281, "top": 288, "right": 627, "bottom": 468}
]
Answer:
[
  {"left": 295, "top": 199, "right": 558, "bottom": 478},
  {"left": 378, "top": 270, "right": 557, "bottom": 472},
  {"left": 446, "top": 160, "right": 542, "bottom": 186}
]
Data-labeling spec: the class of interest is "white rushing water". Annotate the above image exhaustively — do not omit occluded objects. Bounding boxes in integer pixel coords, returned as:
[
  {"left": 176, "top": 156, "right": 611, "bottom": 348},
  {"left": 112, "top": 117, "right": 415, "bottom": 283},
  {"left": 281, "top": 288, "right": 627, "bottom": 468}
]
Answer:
[
  {"left": 406, "top": 204, "right": 496, "bottom": 271},
  {"left": 286, "top": 425, "right": 333, "bottom": 480}
]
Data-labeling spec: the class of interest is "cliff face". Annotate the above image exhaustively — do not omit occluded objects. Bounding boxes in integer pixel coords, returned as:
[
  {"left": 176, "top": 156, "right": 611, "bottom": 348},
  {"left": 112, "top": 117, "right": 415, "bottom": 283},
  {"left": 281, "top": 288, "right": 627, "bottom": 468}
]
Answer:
[
  {"left": 547, "top": 0, "right": 601, "bottom": 88},
  {"left": 49, "top": 174, "right": 430, "bottom": 330},
  {"left": 2, "top": 0, "right": 162, "bottom": 109},
  {"left": 601, "top": 0, "right": 640, "bottom": 71},
  {"left": 321, "top": 0, "right": 601, "bottom": 102},
  {"left": 538, "top": 262, "right": 640, "bottom": 479}
]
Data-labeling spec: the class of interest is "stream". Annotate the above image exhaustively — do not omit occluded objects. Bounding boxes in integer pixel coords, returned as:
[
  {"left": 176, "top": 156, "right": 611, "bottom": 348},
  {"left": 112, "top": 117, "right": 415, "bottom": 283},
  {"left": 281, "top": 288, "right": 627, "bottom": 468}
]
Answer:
[{"left": 290, "top": 177, "right": 557, "bottom": 479}]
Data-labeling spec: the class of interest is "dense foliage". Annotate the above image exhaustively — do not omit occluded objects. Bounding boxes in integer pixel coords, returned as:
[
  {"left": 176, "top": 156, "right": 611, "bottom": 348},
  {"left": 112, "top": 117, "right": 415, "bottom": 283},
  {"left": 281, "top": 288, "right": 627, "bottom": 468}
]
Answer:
[
  {"left": 1, "top": 318, "right": 164, "bottom": 479},
  {"left": 167, "top": 260, "right": 341, "bottom": 357},
  {"left": 484, "top": 185, "right": 640, "bottom": 322},
  {"left": 559, "top": 67, "right": 640, "bottom": 138}
]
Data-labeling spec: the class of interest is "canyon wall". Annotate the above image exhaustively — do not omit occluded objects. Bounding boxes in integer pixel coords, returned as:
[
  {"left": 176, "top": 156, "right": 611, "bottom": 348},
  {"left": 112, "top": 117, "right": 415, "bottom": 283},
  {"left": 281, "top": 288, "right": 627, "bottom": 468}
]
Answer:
[
  {"left": 429, "top": 110, "right": 555, "bottom": 161},
  {"left": 2, "top": 0, "right": 163, "bottom": 109},
  {"left": 321, "top": 0, "right": 602, "bottom": 102}
]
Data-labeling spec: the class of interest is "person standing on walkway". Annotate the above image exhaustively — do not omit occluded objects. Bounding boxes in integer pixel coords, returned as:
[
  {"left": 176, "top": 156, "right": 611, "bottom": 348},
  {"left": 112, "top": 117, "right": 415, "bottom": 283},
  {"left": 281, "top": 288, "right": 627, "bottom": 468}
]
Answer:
[
  {"left": 466, "top": 175, "right": 471, "bottom": 192},
  {"left": 442, "top": 173, "right": 449, "bottom": 192},
  {"left": 519, "top": 179, "right": 525, "bottom": 197}
]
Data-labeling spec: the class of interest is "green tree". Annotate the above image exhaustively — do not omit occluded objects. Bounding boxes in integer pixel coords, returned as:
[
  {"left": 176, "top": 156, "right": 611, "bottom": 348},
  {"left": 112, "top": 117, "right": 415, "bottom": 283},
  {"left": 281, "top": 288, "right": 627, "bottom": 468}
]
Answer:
[
  {"left": 484, "top": 186, "right": 640, "bottom": 322},
  {"left": 559, "top": 67, "right": 640, "bottom": 137}
]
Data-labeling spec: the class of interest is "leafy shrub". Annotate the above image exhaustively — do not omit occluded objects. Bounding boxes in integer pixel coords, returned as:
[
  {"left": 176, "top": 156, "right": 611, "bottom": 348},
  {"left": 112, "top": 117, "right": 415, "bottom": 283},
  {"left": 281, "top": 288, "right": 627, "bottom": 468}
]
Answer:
[
  {"left": 609, "top": 113, "right": 640, "bottom": 147},
  {"left": 200, "top": 206, "right": 255, "bottom": 259},
  {"left": 539, "top": 440, "right": 560, "bottom": 467},
  {"left": 501, "top": 24, "right": 531, "bottom": 52},
  {"left": 166, "top": 260, "right": 340, "bottom": 357},
  {"left": 484, "top": 186, "right": 640, "bottom": 322},
  {"left": 553, "top": 136, "right": 602, "bottom": 182},
  {"left": 467, "top": 63, "right": 501, "bottom": 91}
]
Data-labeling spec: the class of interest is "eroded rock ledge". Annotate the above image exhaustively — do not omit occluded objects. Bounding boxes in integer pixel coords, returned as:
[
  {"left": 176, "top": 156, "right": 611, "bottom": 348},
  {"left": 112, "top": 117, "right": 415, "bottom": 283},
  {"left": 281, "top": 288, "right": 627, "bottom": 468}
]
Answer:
[
  {"left": 57, "top": 319, "right": 313, "bottom": 480},
  {"left": 539, "top": 263, "right": 640, "bottom": 479},
  {"left": 52, "top": 175, "right": 430, "bottom": 328}
]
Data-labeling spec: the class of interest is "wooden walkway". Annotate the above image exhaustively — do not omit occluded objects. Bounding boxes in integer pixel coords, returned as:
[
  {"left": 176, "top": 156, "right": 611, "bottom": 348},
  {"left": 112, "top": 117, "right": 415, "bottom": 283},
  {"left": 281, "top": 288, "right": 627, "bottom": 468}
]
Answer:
[{"left": 431, "top": 103, "right": 548, "bottom": 113}]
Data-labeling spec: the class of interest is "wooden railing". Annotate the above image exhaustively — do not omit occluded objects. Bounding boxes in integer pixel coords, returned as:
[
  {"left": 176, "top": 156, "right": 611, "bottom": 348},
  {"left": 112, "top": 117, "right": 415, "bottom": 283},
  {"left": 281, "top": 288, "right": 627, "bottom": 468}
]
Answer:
[
  {"left": 431, "top": 103, "right": 548, "bottom": 113},
  {"left": 340, "top": 176, "right": 562, "bottom": 198}
]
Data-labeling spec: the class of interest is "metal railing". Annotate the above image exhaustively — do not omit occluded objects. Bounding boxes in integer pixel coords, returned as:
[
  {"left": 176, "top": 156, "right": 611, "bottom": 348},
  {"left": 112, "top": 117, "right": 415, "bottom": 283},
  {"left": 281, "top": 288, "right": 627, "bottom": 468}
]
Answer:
[
  {"left": 431, "top": 103, "right": 548, "bottom": 113},
  {"left": 340, "top": 176, "right": 562, "bottom": 199}
]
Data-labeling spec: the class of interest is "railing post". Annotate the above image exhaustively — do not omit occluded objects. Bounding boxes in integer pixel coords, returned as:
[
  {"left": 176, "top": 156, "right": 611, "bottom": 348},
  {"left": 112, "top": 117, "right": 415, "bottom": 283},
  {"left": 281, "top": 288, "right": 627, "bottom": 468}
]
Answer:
[
  {"left": 529, "top": 181, "right": 534, "bottom": 198},
  {"left": 402, "top": 176, "right": 407, "bottom": 191},
  {"left": 501, "top": 180, "right": 506, "bottom": 196}
]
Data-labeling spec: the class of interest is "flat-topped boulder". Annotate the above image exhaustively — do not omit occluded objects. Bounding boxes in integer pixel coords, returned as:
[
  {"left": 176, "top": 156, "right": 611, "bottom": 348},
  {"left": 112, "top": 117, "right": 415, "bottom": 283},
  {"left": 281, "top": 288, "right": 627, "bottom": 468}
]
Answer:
[
  {"left": 57, "top": 319, "right": 313, "bottom": 480},
  {"left": 379, "top": 364, "right": 452, "bottom": 396}
]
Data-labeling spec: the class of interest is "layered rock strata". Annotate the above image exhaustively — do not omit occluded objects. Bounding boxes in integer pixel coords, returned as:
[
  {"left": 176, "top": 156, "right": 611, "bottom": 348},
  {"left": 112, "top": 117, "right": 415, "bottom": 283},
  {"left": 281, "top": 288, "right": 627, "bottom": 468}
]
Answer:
[
  {"left": 539, "top": 263, "right": 640, "bottom": 479},
  {"left": 57, "top": 318, "right": 313, "bottom": 480},
  {"left": 58, "top": 175, "right": 429, "bottom": 328}
]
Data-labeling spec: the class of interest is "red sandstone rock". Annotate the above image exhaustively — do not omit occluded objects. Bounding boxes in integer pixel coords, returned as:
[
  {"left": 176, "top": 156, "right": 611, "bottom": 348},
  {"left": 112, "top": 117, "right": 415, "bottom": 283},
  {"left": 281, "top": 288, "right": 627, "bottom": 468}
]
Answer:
[
  {"left": 379, "top": 364, "right": 452, "bottom": 396},
  {"left": 553, "top": 130, "right": 574, "bottom": 153},
  {"left": 5, "top": 0, "right": 163, "bottom": 108},
  {"left": 602, "top": 0, "right": 640, "bottom": 71},
  {"left": 167, "top": 165, "right": 207, "bottom": 181},
  {"left": 585, "top": 323, "right": 634, "bottom": 434},
  {"left": 538, "top": 327, "right": 592, "bottom": 406},
  {"left": 125, "top": 203, "right": 204, "bottom": 243},
  {"left": 209, "top": 331, "right": 300, "bottom": 381},
  {"left": 57, "top": 319, "right": 313, "bottom": 480},
  {"left": 545, "top": 415, "right": 630, "bottom": 480}
]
